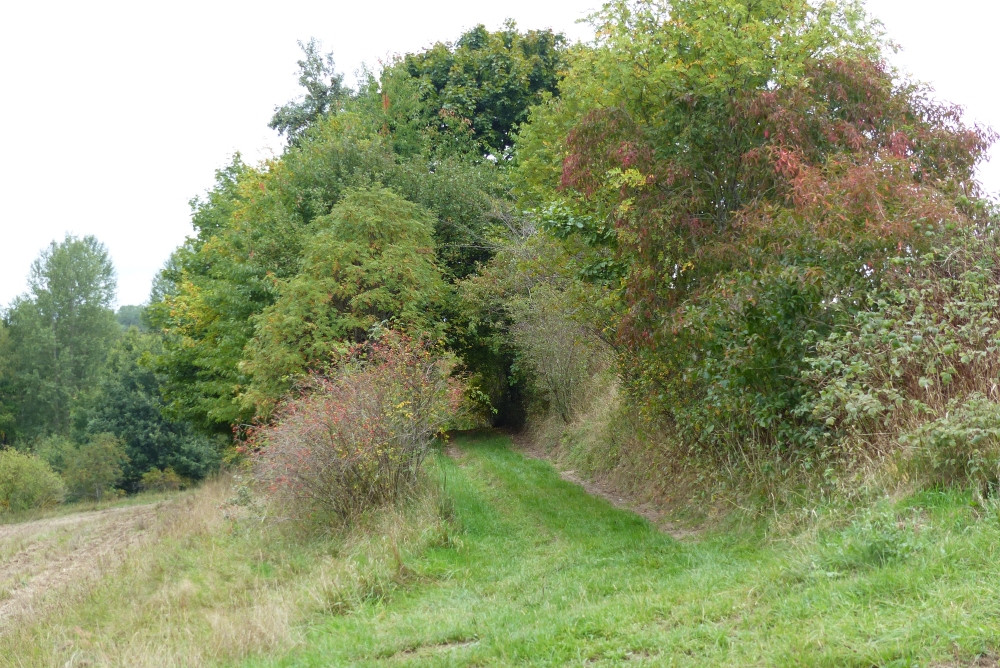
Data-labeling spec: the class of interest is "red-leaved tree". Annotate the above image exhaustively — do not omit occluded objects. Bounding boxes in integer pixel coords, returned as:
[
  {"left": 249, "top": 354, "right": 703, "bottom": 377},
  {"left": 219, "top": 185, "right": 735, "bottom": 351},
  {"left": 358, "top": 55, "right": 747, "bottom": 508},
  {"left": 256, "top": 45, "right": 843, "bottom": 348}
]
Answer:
[{"left": 518, "top": 0, "right": 996, "bottom": 454}]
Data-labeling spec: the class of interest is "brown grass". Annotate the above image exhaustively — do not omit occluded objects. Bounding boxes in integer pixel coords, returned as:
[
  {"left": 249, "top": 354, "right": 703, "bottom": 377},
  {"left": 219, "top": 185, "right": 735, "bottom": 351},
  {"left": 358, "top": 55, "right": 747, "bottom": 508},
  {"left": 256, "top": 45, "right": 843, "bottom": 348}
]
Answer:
[
  {"left": 0, "top": 503, "right": 160, "bottom": 630},
  {"left": 0, "top": 473, "right": 449, "bottom": 667}
]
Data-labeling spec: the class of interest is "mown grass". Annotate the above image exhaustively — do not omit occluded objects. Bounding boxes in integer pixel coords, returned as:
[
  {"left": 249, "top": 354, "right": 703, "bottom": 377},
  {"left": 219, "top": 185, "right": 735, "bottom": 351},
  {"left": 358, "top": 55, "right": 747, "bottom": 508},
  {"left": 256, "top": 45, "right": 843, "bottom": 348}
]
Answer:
[
  {"left": 4, "top": 433, "right": 1000, "bottom": 666},
  {"left": 247, "top": 433, "right": 1000, "bottom": 667}
]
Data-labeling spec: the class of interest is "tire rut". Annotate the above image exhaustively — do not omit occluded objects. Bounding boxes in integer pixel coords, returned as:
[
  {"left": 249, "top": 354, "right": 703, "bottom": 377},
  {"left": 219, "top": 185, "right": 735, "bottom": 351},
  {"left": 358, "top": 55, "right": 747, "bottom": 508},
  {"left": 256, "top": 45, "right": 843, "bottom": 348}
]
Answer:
[{"left": 505, "top": 431, "right": 700, "bottom": 540}]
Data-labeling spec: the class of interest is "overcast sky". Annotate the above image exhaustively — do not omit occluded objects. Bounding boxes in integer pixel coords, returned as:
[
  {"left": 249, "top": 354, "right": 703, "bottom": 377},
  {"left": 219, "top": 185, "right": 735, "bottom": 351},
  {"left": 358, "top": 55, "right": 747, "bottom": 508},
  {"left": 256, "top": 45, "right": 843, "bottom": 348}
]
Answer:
[{"left": 1, "top": 0, "right": 997, "bottom": 308}]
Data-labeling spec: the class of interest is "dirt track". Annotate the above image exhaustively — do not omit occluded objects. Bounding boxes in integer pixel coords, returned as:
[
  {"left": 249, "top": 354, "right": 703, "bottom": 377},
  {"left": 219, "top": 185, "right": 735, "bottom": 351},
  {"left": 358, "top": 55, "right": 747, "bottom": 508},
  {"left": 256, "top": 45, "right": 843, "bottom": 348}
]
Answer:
[{"left": 0, "top": 503, "right": 160, "bottom": 629}]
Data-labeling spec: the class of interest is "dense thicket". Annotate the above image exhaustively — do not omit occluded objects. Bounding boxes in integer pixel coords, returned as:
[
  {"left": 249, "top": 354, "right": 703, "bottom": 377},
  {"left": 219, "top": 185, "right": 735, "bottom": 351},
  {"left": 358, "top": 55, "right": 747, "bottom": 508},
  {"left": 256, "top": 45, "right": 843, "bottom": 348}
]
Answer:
[
  {"left": 147, "top": 23, "right": 568, "bottom": 429},
  {"left": 241, "top": 187, "right": 448, "bottom": 412},
  {"left": 79, "top": 329, "right": 221, "bottom": 492},
  {"left": 511, "top": 0, "right": 996, "bottom": 476}
]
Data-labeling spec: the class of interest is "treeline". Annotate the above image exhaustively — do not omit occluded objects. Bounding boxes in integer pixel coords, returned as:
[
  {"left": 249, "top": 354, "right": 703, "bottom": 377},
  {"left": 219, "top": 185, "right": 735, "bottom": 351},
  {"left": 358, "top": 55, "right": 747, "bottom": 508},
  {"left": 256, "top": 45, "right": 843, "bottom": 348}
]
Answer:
[
  {"left": 5, "top": 0, "right": 999, "bottom": 518},
  {"left": 0, "top": 237, "right": 220, "bottom": 509}
]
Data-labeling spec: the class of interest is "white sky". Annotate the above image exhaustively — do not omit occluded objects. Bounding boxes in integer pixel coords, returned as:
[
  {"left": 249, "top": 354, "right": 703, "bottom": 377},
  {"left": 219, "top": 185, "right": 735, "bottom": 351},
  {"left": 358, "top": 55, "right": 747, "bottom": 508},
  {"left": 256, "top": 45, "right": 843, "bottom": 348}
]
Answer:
[{"left": 0, "top": 0, "right": 997, "bottom": 308}]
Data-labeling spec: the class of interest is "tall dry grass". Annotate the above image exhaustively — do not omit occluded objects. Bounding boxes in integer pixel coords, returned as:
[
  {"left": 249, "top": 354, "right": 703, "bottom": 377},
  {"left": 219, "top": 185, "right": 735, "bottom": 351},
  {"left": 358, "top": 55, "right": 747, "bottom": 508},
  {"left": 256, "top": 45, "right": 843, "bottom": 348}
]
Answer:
[{"left": 1, "top": 471, "right": 451, "bottom": 667}]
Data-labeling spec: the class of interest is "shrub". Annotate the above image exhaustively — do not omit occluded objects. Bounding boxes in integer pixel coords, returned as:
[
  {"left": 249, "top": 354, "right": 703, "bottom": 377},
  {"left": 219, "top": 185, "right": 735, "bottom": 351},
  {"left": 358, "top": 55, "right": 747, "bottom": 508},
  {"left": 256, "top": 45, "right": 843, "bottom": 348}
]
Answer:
[
  {"left": 804, "top": 228, "right": 1000, "bottom": 455},
  {"left": 0, "top": 449, "right": 65, "bottom": 513},
  {"left": 139, "top": 467, "right": 186, "bottom": 492},
  {"left": 509, "top": 284, "right": 610, "bottom": 423},
  {"left": 248, "top": 331, "right": 464, "bottom": 527},
  {"left": 63, "top": 433, "right": 128, "bottom": 502},
  {"left": 32, "top": 433, "right": 75, "bottom": 473},
  {"left": 900, "top": 395, "right": 1000, "bottom": 490}
]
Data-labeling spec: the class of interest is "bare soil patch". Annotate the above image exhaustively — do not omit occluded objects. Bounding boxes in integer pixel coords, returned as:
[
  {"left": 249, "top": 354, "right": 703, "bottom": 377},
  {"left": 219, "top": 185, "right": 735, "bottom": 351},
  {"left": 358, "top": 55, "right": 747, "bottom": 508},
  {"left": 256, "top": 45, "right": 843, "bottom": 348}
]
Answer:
[{"left": 0, "top": 502, "right": 161, "bottom": 629}]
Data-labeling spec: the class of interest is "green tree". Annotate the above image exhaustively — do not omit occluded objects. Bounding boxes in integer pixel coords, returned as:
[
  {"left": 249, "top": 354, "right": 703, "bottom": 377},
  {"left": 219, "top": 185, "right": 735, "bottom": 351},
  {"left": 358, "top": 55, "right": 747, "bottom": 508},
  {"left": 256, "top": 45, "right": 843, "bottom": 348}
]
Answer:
[
  {"left": 149, "top": 111, "right": 505, "bottom": 428},
  {"left": 4, "top": 235, "right": 119, "bottom": 438},
  {"left": 364, "top": 22, "right": 566, "bottom": 159},
  {"left": 81, "top": 329, "right": 221, "bottom": 492},
  {"left": 270, "top": 38, "right": 349, "bottom": 144},
  {"left": 31, "top": 433, "right": 75, "bottom": 474},
  {"left": 115, "top": 305, "right": 145, "bottom": 331},
  {"left": 146, "top": 156, "right": 264, "bottom": 430},
  {"left": 148, "top": 24, "right": 564, "bottom": 430},
  {"left": 0, "top": 321, "right": 14, "bottom": 444},
  {"left": 63, "top": 432, "right": 127, "bottom": 501},
  {"left": 241, "top": 187, "right": 448, "bottom": 413}
]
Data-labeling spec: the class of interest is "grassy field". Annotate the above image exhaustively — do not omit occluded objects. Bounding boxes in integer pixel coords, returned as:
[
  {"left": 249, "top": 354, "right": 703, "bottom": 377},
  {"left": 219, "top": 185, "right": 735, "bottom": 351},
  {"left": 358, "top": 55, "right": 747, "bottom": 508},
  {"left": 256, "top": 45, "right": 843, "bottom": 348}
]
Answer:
[{"left": 3, "top": 433, "right": 1000, "bottom": 666}]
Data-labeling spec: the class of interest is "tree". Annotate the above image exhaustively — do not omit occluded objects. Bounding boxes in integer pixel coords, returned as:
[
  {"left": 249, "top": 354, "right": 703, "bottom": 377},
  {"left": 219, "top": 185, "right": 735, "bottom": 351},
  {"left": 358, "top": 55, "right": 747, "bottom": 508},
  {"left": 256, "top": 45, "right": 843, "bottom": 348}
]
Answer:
[
  {"left": 115, "top": 305, "right": 145, "bottom": 330},
  {"left": 146, "top": 156, "right": 267, "bottom": 431},
  {"left": 0, "top": 321, "right": 14, "bottom": 444},
  {"left": 364, "top": 22, "right": 567, "bottom": 159},
  {"left": 81, "top": 329, "right": 221, "bottom": 492},
  {"left": 241, "top": 187, "right": 448, "bottom": 414},
  {"left": 270, "top": 38, "right": 349, "bottom": 144},
  {"left": 146, "top": 123, "right": 391, "bottom": 429},
  {"left": 515, "top": 0, "right": 994, "bottom": 452},
  {"left": 149, "top": 111, "right": 505, "bottom": 428},
  {"left": 63, "top": 432, "right": 127, "bottom": 501},
  {"left": 3, "top": 235, "right": 119, "bottom": 438},
  {"left": 151, "top": 26, "right": 567, "bottom": 430}
]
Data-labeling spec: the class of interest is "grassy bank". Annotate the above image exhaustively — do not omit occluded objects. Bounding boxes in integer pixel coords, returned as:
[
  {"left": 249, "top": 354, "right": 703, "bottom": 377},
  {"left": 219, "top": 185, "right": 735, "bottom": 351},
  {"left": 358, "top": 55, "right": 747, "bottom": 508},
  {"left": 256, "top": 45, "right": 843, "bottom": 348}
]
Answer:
[{"left": 0, "top": 476, "right": 451, "bottom": 667}]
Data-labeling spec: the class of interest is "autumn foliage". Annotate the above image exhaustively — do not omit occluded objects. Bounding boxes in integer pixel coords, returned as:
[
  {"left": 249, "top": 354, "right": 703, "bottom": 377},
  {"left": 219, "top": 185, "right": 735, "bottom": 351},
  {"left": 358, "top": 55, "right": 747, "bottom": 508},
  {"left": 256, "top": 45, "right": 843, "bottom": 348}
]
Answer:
[
  {"left": 246, "top": 332, "right": 464, "bottom": 526},
  {"left": 514, "top": 0, "right": 997, "bottom": 463},
  {"left": 132, "top": 1, "right": 1000, "bottom": 506}
]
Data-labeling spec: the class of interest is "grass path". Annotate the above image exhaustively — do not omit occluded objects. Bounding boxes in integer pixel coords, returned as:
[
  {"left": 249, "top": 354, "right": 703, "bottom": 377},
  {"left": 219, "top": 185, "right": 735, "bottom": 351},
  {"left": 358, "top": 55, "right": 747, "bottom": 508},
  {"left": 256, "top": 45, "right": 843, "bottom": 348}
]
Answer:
[
  {"left": 246, "top": 432, "right": 1000, "bottom": 667},
  {"left": 4, "top": 433, "right": 1000, "bottom": 666}
]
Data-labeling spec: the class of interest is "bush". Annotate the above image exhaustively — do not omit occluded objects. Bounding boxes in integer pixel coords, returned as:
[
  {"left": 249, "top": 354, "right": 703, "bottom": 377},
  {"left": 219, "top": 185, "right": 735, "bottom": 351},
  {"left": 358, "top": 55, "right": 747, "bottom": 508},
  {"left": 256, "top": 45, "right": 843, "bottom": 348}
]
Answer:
[
  {"left": 139, "top": 467, "right": 186, "bottom": 492},
  {"left": 509, "top": 284, "right": 610, "bottom": 423},
  {"left": 31, "top": 433, "right": 75, "bottom": 473},
  {"left": 0, "top": 449, "right": 65, "bottom": 513},
  {"left": 64, "top": 433, "right": 128, "bottom": 502},
  {"left": 900, "top": 395, "right": 1000, "bottom": 490},
  {"left": 248, "top": 331, "right": 464, "bottom": 527},
  {"left": 805, "top": 229, "right": 1000, "bottom": 455}
]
